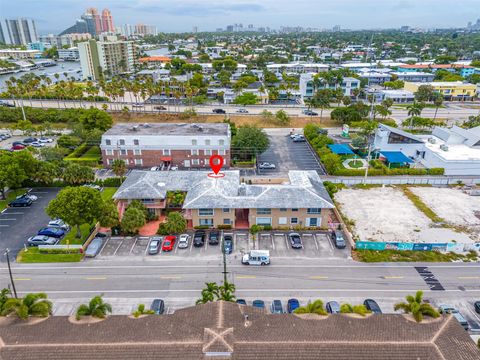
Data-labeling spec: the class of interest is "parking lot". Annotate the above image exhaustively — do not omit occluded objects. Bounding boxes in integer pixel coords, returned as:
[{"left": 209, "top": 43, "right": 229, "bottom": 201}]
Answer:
[
  {"left": 0, "top": 135, "right": 57, "bottom": 150},
  {"left": 257, "top": 128, "right": 325, "bottom": 175},
  {"left": 0, "top": 188, "right": 60, "bottom": 260},
  {"left": 93, "top": 230, "right": 348, "bottom": 260}
]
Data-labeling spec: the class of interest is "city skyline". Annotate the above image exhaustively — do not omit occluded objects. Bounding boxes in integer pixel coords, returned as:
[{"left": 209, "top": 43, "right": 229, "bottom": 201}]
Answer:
[{"left": 2, "top": 0, "right": 480, "bottom": 34}]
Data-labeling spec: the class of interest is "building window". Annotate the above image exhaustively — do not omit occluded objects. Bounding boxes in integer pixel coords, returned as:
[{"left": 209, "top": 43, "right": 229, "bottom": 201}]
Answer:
[
  {"left": 191, "top": 149, "right": 199, "bottom": 156},
  {"left": 307, "top": 218, "right": 319, "bottom": 227},
  {"left": 256, "top": 217, "right": 272, "bottom": 225},
  {"left": 120, "top": 149, "right": 128, "bottom": 155},
  {"left": 141, "top": 199, "right": 155, "bottom": 204},
  {"left": 307, "top": 208, "right": 321, "bottom": 214},
  {"left": 133, "top": 139, "right": 139, "bottom": 145},
  {"left": 192, "top": 159, "right": 200, "bottom": 166},
  {"left": 218, "top": 149, "right": 226, "bottom": 155},
  {"left": 199, "top": 208, "right": 214, "bottom": 216},
  {"left": 192, "top": 139, "right": 197, "bottom": 145},
  {"left": 257, "top": 208, "right": 271, "bottom": 215},
  {"left": 133, "top": 149, "right": 141, "bottom": 155},
  {"left": 134, "top": 159, "right": 143, "bottom": 166},
  {"left": 223, "top": 219, "right": 231, "bottom": 225},
  {"left": 280, "top": 208, "right": 287, "bottom": 212},
  {"left": 163, "top": 149, "right": 171, "bottom": 156},
  {"left": 291, "top": 218, "right": 298, "bottom": 224},
  {"left": 106, "top": 149, "right": 114, "bottom": 155},
  {"left": 107, "top": 158, "right": 114, "bottom": 165},
  {"left": 223, "top": 208, "right": 230, "bottom": 213},
  {"left": 278, "top": 217, "right": 287, "bottom": 225},
  {"left": 204, "top": 149, "right": 212, "bottom": 156},
  {"left": 119, "top": 139, "right": 125, "bottom": 145},
  {"left": 388, "top": 132, "right": 422, "bottom": 144},
  {"left": 219, "top": 139, "right": 225, "bottom": 146},
  {"left": 105, "top": 139, "right": 111, "bottom": 145},
  {"left": 205, "top": 139, "right": 211, "bottom": 146},
  {"left": 199, "top": 219, "right": 213, "bottom": 226},
  {"left": 291, "top": 208, "right": 299, "bottom": 212}
]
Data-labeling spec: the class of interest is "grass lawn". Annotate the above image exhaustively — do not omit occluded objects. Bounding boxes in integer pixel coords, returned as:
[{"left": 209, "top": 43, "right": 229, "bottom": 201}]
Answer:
[
  {"left": 0, "top": 188, "right": 27, "bottom": 212},
  {"left": 348, "top": 160, "right": 363, "bottom": 168},
  {"left": 101, "top": 187, "right": 118, "bottom": 201},
  {"left": 16, "top": 248, "right": 84, "bottom": 263},
  {"left": 61, "top": 223, "right": 93, "bottom": 245},
  {"left": 400, "top": 187, "right": 445, "bottom": 223},
  {"left": 353, "top": 249, "right": 478, "bottom": 262}
]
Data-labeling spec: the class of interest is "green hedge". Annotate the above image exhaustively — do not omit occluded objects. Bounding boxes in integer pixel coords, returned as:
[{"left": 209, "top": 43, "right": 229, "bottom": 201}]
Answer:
[
  {"left": 217, "top": 225, "right": 232, "bottom": 230},
  {"left": 39, "top": 247, "right": 83, "bottom": 254},
  {"left": 65, "top": 143, "right": 90, "bottom": 159},
  {"left": 63, "top": 158, "right": 99, "bottom": 167}
]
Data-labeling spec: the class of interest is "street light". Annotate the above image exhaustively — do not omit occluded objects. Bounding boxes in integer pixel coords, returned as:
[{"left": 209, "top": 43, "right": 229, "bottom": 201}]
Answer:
[{"left": 4, "top": 249, "right": 18, "bottom": 298}]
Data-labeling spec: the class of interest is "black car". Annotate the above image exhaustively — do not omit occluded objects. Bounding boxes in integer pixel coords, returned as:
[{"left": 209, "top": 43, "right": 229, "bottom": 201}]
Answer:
[
  {"left": 208, "top": 230, "right": 220, "bottom": 245},
  {"left": 474, "top": 301, "right": 480, "bottom": 314},
  {"left": 326, "top": 301, "right": 341, "bottom": 314},
  {"left": 331, "top": 230, "right": 346, "bottom": 249},
  {"left": 363, "top": 299, "right": 382, "bottom": 314},
  {"left": 223, "top": 235, "right": 233, "bottom": 254},
  {"left": 150, "top": 299, "right": 165, "bottom": 315},
  {"left": 288, "top": 233, "right": 303, "bottom": 249},
  {"left": 9, "top": 197, "right": 33, "bottom": 207},
  {"left": 271, "top": 300, "right": 284, "bottom": 314},
  {"left": 236, "top": 299, "right": 247, "bottom": 305},
  {"left": 12, "top": 141, "right": 25, "bottom": 147},
  {"left": 213, "top": 108, "right": 226, "bottom": 114},
  {"left": 23, "top": 137, "right": 38, "bottom": 144},
  {"left": 193, "top": 230, "right": 206, "bottom": 247},
  {"left": 252, "top": 300, "right": 265, "bottom": 309}
]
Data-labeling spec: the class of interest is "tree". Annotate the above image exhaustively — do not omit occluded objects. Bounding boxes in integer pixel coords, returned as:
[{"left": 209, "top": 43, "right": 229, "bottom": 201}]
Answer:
[
  {"left": 79, "top": 108, "right": 113, "bottom": 131},
  {"left": 46, "top": 186, "right": 104, "bottom": 238},
  {"left": 99, "top": 200, "right": 119, "bottom": 229},
  {"left": 0, "top": 153, "right": 27, "bottom": 199},
  {"left": 233, "top": 92, "right": 258, "bottom": 105},
  {"left": 312, "top": 89, "right": 331, "bottom": 119},
  {"left": 121, "top": 207, "right": 146, "bottom": 235},
  {"left": 321, "top": 153, "right": 342, "bottom": 174},
  {"left": 62, "top": 163, "right": 94, "bottom": 185},
  {"left": 218, "top": 282, "right": 236, "bottom": 302},
  {"left": 76, "top": 295, "right": 112, "bottom": 320},
  {"left": 339, "top": 303, "right": 370, "bottom": 316},
  {"left": 294, "top": 300, "right": 327, "bottom": 315},
  {"left": 383, "top": 80, "right": 405, "bottom": 90},
  {"left": 2, "top": 293, "right": 52, "bottom": 320},
  {"left": 433, "top": 93, "right": 443, "bottom": 121},
  {"left": 111, "top": 159, "right": 127, "bottom": 177},
  {"left": 407, "top": 102, "right": 424, "bottom": 117},
  {"left": 394, "top": 291, "right": 440, "bottom": 323},
  {"left": 231, "top": 125, "right": 270, "bottom": 160},
  {"left": 0, "top": 288, "right": 11, "bottom": 313},
  {"left": 196, "top": 282, "right": 219, "bottom": 304},
  {"left": 157, "top": 212, "right": 187, "bottom": 235},
  {"left": 132, "top": 304, "right": 154, "bottom": 317},
  {"left": 274, "top": 110, "right": 290, "bottom": 125},
  {"left": 414, "top": 85, "right": 435, "bottom": 102},
  {"left": 463, "top": 115, "right": 480, "bottom": 129},
  {"left": 31, "top": 161, "right": 59, "bottom": 185}
]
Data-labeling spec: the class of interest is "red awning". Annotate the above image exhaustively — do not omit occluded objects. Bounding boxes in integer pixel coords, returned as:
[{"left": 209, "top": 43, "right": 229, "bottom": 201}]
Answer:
[{"left": 160, "top": 157, "right": 172, "bottom": 162}]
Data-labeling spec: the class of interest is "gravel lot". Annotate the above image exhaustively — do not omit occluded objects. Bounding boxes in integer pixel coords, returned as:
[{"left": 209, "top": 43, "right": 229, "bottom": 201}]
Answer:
[{"left": 335, "top": 187, "right": 473, "bottom": 243}]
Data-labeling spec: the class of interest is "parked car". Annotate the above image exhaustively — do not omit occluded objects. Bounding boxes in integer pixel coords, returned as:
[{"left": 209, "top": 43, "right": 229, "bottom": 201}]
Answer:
[
  {"left": 38, "top": 137, "right": 53, "bottom": 143},
  {"left": 326, "top": 301, "right": 341, "bottom": 314},
  {"left": 236, "top": 299, "right": 247, "bottom": 305},
  {"left": 363, "top": 299, "right": 382, "bottom": 314},
  {"left": 37, "top": 227, "right": 65, "bottom": 239},
  {"left": 252, "top": 300, "right": 265, "bottom": 309},
  {"left": 148, "top": 237, "right": 162, "bottom": 255},
  {"left": 438, "top": 305, "right": 469, "bottom": 330},
  {"left": 331, "top": 230, "right": 346, "bottom": 249},
  {"left": 193, "top": 230, "right": 206, "bottom": 247},
  {"left": 178, "top": 234, "right": 190, "bottom": 249},
  {"left": 150, "top": 166, "right": 160, "bottom": 171},
  {"left": 12, "top": 141, "right": 24, "bottom": 146},
  {"left": 17, "top": 193, "right": 37, "bottom": 202},
  {"left": 475, "top": 301, "right": 480, "bottom": 314},
  {"left": 154, "top": 105, "right": 167, "bottom": 110},
  {"left": 271, "top": 300, "right": 284, "bottom": 314},
  {"left": 48, "top": 219, "right": 70, "bottom": 231},
  {"left": 162, "top": 235, "right": 176, "bottom": 252},
  {"left": 132, "top": 102, "right": 144, "bottom": 107},
  {"left": 213, "top": 108, "right": 226, "bottom": 114},
  {"left": 287, "top": 298, "right": 300, "bottom": 313},
  {"left": 11, "top": 144, "right": 25, "bottom": 151},
  {"left": 9, "top": 197, "right": 32, "bottom": 207},
  {"left": 258, "top": 162, "right": 276, "bottom": 169},
  {"left": 208, "top": 230, "right": 220, "bottom": 245},
  {"left": 85, "top": 237, "right": 104, "bottom": 257},
  {"left": 83, "top": 184, "right": 102, "bottom": 191},
  {"left": 27, "top": 235, "right": 58, "bottom": 246},
  {"left": 288, "top": 233, "right": 303, "bottom": 249},
  {"left": 292, "top": 135, "right": 306, "bottom": 142},
  {"left": 150, "top": 299, "right": 165, "bottom": 315},
  {"left": 30, "top": 141, "right": 45, "bottom": 148},
  {"left": 290, "top": 133, "right": 301, "bottom": 139},
  {"left": 0, "top": 101, "right": 15, "bottom": 107},
  {"left": 303, "top": 109, "right": 318, "bottom": 116},
  {"left": 23, "top": 137, "right": 38, "bottom": 144},
  {"left": 0, "top": 134, "right": 8, "bottom": 140},
  {"left": 223, "top": 235, "right": 233, "bottom": 254},
  {"left": 236, "top": 108, "right": 248, "bottom": 113}
]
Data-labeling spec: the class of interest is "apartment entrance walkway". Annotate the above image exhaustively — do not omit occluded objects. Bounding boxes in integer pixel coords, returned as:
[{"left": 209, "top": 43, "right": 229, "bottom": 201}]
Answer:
[{"left": 235, "top": 209, "right": 249, "bottom": 229}]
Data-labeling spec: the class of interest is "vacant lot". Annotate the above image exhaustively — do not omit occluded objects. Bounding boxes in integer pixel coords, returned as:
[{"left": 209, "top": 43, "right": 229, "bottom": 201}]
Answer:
[{"left": 335, "top": 187, "right": 473, "bottom": 243}]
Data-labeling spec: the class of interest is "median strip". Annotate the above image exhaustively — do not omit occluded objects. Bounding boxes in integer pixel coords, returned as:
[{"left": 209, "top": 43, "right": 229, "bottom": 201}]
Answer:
[
  {"left": 309, "top": 276, "right": 329, "bottom": 279},
  {"left": 85, "top": 277, "right": 107, "bottom": 280}
]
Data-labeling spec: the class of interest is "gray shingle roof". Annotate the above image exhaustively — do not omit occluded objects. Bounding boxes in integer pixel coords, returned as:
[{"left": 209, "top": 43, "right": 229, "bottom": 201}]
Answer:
[
  {"left": 113, "top": 170, "right": 334, "bottom": 209},
  {"left": 103, "top": 122, "right": 229, "bottom": 136},
  {"left": 0, "top": 301, "right": 478, "bottom": 360}
]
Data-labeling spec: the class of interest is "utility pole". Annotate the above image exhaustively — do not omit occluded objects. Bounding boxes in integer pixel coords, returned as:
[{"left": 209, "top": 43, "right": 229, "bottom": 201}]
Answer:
[
  {"left": 4, "top": 249, "right": 18, "bottom": 298},
  {"left": 222, "top": 240, "right": 228, "bottom": 286}
]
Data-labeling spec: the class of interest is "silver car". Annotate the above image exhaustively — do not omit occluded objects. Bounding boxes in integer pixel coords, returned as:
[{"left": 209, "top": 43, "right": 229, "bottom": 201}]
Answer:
[
  {"left": 258, "top": 162, "right": 276, "bottom": 169},
  {"left": 148, "top": 237, "right": 162, "bottom": 255},
  {"left": 27, "top": 235, "right": 58, "bottom": 246},
  {"left": 178, "top": 234, "right": 190, "bottom": 249}
]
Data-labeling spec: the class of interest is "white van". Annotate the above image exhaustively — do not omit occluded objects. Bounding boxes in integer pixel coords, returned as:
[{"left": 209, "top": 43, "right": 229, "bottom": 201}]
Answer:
[{"left": 242, "top": 250, "right": 270, "bottom": 266}]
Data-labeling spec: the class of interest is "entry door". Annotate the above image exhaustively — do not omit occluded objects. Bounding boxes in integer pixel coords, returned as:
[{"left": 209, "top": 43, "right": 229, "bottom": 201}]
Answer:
[{"left": 184, "top": 160, "right": 190, "bottom": 167}]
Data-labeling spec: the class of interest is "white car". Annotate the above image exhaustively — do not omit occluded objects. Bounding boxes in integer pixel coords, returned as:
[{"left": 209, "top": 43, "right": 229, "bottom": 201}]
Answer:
[
  {"left": 39, "top": 137, "right": 53, "bottom": 143},
  {"left": 290, "top": 133, "right": 301, "bottom": 139},
  {"left": 178, "top": 234, "right": 190, "bottom": 249},
  {"left": 48, "top": 219, "right": 70, "bottom": 231},
  {"left": 17, "top": 193, "right": 38, "bottom": 201},
  {"left": 258, "top": 162, "right": 276, "bottom": 169},
  {"left": 30, "top": 141, "right": 45, "bottom": 147},
  {"left": 132, "top": 103, "right": 144, "bottom": 107},
  {"left": 150, "top": 166, "right": 160, "bottom": 171},
  {"left": 236, "top": 108, "right": 248, "bottom": 113}
]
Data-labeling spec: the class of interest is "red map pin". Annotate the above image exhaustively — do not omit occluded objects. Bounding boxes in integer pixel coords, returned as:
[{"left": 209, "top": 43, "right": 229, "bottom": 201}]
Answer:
[{"left": 209, "top": 155, "right": 224, "bottom": 175}]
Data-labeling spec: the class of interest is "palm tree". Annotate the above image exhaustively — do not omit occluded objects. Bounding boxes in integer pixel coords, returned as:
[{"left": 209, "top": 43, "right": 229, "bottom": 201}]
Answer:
[
  {"left": 433, "top": 94, "right": 443, "bottom": 121},
  {"left": 2, "top": 293, "right": 52, "bottom": 320},
  {"left": 132, "top": 304, "right": 154, "bottom": 318},
  {"left": 112, "top": 159, "right": 127, "bottom": 177},
  {"left": 294, "top": 300, "right": 327, "bottom": 315},
  {"left": 218, "top": 281, "right": 236, "bottom": 302},
  {"left": 0, "top": 288, "right": 11, "bottom": 312},
  {"left": 407, "top": 102, "right": 424, "bottom": 117},
  {"left": 76, "top": 295, "right": 112, "bottom": 320},
  {"left": 196, "top": 282, "right": 219, "bottom": 304},
  {"left": 394, "top": 291, "right": 440, "bottom": 323},
  {"left": 340, "top": 303, "right": 370, "bottom": 317}
]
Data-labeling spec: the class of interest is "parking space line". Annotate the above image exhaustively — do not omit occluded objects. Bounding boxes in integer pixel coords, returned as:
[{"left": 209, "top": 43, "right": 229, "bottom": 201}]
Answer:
[
  {"left": 129, "top": 237, "right": 138, "bottom": 255},
  {"left": 3, "top": 212, "right": 24, "bottom": 215},
  {"left": 284, "top": 235, "right": 289, "bottom": 250},
  {"left": 313, "top": 235, "right": 319, "bottom": 251},
  {"left": 99, "top": 237, "right": 110, "bottom": 255},
  {"left": 326, "top": 234, "right": 335, "bottom": 251},
  {"left": 189, "top": 236, "right": 194, "bottom": 252},
  {"left": 270, "top": 235, "right": 275, "bottom": 250},
  {"left": 0, "top": 225, "right": 9, "bottom": 227},
  {"left": 0, "top": 218, "right": 16, "bottom": 221},
  {"left": 113, "top": 239, "right": 124, "bottom": 256}
]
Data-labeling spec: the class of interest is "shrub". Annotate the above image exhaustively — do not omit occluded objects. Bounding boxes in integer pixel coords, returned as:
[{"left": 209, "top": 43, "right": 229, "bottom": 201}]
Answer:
[
  {"left": 99, "top": 177, "right": 125, "bottom": 187},
  {"left": 65, "top": 143, "right": 90, "bottom": 159},
  {"left": 194, "top": 225, "right": 210, "bottom": 229},
  {"left": 427, "top": 168, "right": 444, "bottom": 175},
  {"left": 262, "top": 225, "right": 273, "bottom": 231},
  {"left": 38, "top": 247, "right": 83, "bottom": 254},
  {"left": 217, "top": 225, "right": 232, "bottom": 230}
]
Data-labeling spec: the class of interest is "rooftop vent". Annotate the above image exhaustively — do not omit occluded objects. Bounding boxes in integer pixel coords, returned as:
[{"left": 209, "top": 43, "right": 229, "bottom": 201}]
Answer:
[
  {"left": 428, "top": 137, "right": 436, "bottom": 144},
  {"left": 157, "top": 182, "right": 166, "bottom": 187},
  {"left": 440, "top": 144, "right": 449, "bottom": 151}
]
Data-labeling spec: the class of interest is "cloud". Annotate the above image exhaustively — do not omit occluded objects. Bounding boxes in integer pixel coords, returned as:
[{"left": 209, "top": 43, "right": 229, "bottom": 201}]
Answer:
[{"left": 131, "top": 1, "right": 265, "bottom": 16}]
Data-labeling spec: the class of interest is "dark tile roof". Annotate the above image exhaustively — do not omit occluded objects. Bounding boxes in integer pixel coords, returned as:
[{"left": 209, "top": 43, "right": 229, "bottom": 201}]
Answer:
[{"left": 0, "top": 301, "right": 478, "bottom": 360}]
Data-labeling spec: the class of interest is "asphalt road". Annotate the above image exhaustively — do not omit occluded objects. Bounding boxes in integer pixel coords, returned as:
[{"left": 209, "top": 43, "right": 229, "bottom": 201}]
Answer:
[
  {"left": 2, "top": 257, "right": 480, "bottom": 329},
  {"left": 0, "top": 188, "right": 59, "bottom": 260}
]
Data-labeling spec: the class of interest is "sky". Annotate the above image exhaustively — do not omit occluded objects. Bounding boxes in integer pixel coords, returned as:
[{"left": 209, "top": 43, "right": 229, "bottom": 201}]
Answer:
[{"left": 1, "top": 0, "right": 479, "bottom": 34}]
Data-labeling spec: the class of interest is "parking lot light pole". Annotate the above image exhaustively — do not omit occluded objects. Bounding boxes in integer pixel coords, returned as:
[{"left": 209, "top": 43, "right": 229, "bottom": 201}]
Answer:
[{"left": 4, "top": 249, "right": 18, "bottom": 298}]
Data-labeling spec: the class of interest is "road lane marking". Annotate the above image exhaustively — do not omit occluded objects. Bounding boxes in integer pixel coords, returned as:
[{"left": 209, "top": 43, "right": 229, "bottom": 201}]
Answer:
[
  {"left": 458, "top": 276, "right": 480, "bottom": 279},
  {"left": 14, "top": 278, "right": 31, "bottom": 281},
  {"left": 85, "top": 277, "right": 107, "bottom": 280},
  {"left": 309, "top": 276, "right": 328, "bottom": 279},
  {"left": 0, "top": 225, "right": 10, "bottom": 227},
  {"left": 3, "top": 212, "right": 24, "bottom": 215},
  {"left": 236, "top": 275, "right": 256, "bottom": 279},
  {"left": 0, "top": 218, "right": 16, "bottom": 221},
  {"left": 160, "top": 276, "right": 182, "bottom": 279},
  {"left": 383, "top": 276, "right": 404, "bottom": 279}
]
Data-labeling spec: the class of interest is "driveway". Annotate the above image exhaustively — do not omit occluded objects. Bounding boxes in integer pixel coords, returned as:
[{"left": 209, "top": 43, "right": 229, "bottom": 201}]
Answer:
[{"left": 0, "top": 188, "right": 60, "bottom": 260}]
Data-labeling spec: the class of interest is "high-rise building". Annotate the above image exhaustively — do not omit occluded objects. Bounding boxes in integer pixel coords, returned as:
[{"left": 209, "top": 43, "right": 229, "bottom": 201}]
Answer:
[
  {"left": 78, "top": 39, "right": 136, "bottom": 80},
  {"left": 86, "top": 8, "right": 102, "bottom": 34},
  {"left": 0, "top": 18, "right": 38, "bottom": 45},
  {"left": 101, "top": 9, "right": 114, "bottom": 32}
]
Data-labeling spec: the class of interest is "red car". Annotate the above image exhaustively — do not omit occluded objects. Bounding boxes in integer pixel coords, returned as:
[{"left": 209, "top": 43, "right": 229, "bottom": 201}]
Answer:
[
  {"left": 162, "top": 235, "right": 176, "bottom": 251},
  {"left": 11, "top": 144, "right": 25, "bottom": 151}
]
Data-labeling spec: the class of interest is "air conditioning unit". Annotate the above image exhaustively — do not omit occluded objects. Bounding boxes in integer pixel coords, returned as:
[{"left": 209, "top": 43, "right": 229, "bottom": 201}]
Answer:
[
  {"left": 440, "top": 144, "right": 449, "bottom": 151},
  {"left": 428, "top": 137, "right": 436, "bottom": 144}
]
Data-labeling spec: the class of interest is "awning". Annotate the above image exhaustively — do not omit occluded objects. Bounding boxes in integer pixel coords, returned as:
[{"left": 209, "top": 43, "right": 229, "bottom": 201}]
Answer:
[
  {"left": 328, "top": 144, "right": 354, "bottom": 155},
  {"left": 160, "top": 157, "right": 172, "bottom": 162},
  {"left": 380, "top": 151, "right": 413, "bottom": 163}
]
